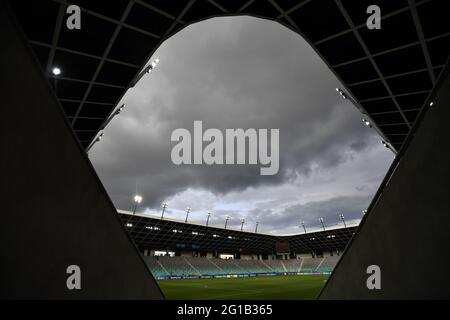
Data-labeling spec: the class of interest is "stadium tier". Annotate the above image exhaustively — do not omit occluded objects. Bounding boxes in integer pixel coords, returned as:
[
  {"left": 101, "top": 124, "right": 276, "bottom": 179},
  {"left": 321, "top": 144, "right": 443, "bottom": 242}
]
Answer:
[
  {"left": 316, "top": 255, "right": 340, "bottom": 273},
  {"left": 143, "top": 256, "right": 340, "bottom": 278},
  {"left": 262, "top": 259, "right": 286, "bottom": 273},
  {"left": 142, "top": 256, "right": 168, "bottom": 277},
  {"left": 282, "top": 259, "right": 302, "bottom": 273}
]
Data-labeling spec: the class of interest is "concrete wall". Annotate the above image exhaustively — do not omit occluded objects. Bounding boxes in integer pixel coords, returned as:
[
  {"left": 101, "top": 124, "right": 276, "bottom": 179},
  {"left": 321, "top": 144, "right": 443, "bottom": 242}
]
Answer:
[
  {"left": 0, "top": 1, "right": 163, "bottom": 299},
  {"left": 320, "top": 67, "right": 450, "bottom": 299}
]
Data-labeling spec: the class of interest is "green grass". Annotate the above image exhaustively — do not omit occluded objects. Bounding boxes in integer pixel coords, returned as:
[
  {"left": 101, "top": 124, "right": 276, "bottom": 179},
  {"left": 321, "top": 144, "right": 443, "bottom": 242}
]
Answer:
[{"left": 158, "top": 275, "right": 328, "bottom": 300}]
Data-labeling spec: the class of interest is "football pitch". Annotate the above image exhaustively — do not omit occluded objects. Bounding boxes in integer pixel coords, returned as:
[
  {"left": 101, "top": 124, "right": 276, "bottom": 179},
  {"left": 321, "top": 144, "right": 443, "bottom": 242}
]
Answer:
[{"left": 158, "top": 274, "right": 328, "bottom": 300}]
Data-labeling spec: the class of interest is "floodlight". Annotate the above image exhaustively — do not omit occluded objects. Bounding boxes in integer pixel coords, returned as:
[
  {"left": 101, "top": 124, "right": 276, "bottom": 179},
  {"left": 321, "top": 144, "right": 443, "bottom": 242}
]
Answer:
[
  {"left": 96, "top": 132, "right": 104, "bottom": 142},
  {"left": 134, "top": 195, "right": 143, "bottom": 203},
  {"left": 150, "top": 58, "right": 159, "bottom": 69},
  {"left": 115, "top": 104, "right": 126, "bottom": 115},
  {"left": 52, "top": 67, "right": 61, "bottom": 75}
]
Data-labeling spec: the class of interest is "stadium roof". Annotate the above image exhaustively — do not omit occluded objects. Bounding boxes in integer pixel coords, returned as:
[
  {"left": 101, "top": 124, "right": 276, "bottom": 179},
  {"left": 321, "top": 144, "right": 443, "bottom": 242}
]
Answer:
[
  {"left": 118, "top": 210, "right": 357, "bottom": 254},
  {"left": 10, "top": 0, "right": 449, "bottom": 151},
  {"left": 119, "top": 209, "right": 358, "bottom": 236}
]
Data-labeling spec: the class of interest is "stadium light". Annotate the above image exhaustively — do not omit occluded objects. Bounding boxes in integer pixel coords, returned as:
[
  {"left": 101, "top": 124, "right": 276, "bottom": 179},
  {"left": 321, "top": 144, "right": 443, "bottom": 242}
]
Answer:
[
  {"left": 52, "top": 67, "right": 61, "bottom": 76},
  {"left": 381, "top": 140, "right": 396, "bottom": 154},
  {"left": 362, "top": 209, "right": 367, "bottom": 215},
  {"left": 362, "top": 118, "right": 372, "bottom": 128},
  {"left": 161, "top": 202, "right": 168, "bottom": 219},
  {"left": 149, "top": 58, "right": 160, "bottom": 71},
  {"left": 86, "top": 132, "right": 105, "bottom": 153},
  {"left": 96, "top": 132, "right": 104, "bottom": 142},
  {"left": 429, "top": 101, "right": 434, "bottom": 107},
  {"left": 255, "top": 221, "right": 259, "bottom": 233},
  {"left": 87, "top": 102, "right": 127, "bottom": 153},
  {"left": 224, "top": 216, "right": 230, "bottom": 229},
  {"left": 319, "top": 217, "right": 325, "bottom": 231},
  {"left": 132, "top": 195, "right": 142, "bottom": 215},
  {"left": 115, "top": 103, "right": 126, "bottom": 115},
  {"left": 339, "top": 213, "right": 347, "bottom": 228},
  {"left": 131, "top": 58, "right": 160, "bottom": 87},
  {"left": 103, "top": 103, "right": 126, "bottom": 129},
  {"left": 301, "top": 221, "right": 307, "bottom": 234},
  {"left": 185, "top": 207, "right": 191, "bottom": 223},
  {"left": 240, "top": 218, "right": 245, "bottom": 231},
  {"left": 206, "top": 211, "right": 211, "bottom": 226},
  {"left": 336, "top": 87, "right": 348, "bottom": 100}
]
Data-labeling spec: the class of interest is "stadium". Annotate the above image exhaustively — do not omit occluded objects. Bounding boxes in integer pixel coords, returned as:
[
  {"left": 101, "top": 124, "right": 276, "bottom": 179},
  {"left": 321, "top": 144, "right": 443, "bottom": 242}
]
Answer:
[
  {"left": 1, "top": 0, "right": 450, "bottom": 301},
  {"left": 120, "top": 210, "right": 356, "bottom": 299}
]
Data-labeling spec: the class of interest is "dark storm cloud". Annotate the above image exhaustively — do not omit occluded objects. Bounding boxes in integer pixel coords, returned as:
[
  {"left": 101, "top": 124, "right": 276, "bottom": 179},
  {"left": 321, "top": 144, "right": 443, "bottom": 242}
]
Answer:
[{"left": 90, "top": 17, "right": 393, "bottom": 232}]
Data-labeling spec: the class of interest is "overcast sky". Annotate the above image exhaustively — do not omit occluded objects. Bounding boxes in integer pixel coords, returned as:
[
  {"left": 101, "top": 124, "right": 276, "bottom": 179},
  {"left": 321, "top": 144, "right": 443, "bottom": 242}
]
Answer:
[{"left": 90, "top": 16, "right": 394, "bottom": 234}]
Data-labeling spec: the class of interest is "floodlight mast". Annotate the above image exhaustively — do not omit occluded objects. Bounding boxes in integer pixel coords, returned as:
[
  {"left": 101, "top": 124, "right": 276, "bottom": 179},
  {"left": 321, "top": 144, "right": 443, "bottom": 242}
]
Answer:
[
  {"left": 206, "top": 211, "right": 211, "bottom": 226},
  {"left": 224, "top": 216, "right": 230, "bottom": 229},
  {"left": 339, "top": 213, "right": 347, "bottom": 228},
  {"left": 161, "top": 202, "right": 168, "bottom": 219},
  {"left": 132, "top": 195, "right": 142, "bottom": 215},
  {"left": 319, "top": 217, "right": 326, "bottom": 231},
  {"left": 255, "top": 221, "right": 259, "bottom": 233},
  {"left": 185, "top": 207, "right": 191, "bottom": 223},
  {"left": 240, "top": 218, "right": 245, "bottom": 231},
  {"left": 301, "top": 221, "right": 307, "bottom": 234}
]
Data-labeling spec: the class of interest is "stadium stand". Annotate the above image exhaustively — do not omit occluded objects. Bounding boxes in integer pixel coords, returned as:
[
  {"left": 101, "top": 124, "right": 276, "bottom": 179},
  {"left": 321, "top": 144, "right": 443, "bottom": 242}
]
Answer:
[
  {"left": 157, "top": 256, "right": 196, "bottom": 276},
  {"left": 301, "top": 257, "right": 322, "bottom": 273},
  {"left": 233, "top": 259, "right": 269, "bottom": 274},
  {"left": 144, "top": 256, "right": 339, "bottom": 277},
  {"left": 263, "top": 261, "right": 279, "bottom": 272},
  {"left": 142, "top": 256, "right": 168, "bottom": 277},
  {"left": 185, "top": 257, "right": 222, "bottom": 275},
  {"left": 282, "top": 259, "right": 302, "bottom": 273},
  {"left": 261, "top": 259, "right": 285, "bottom": 273},
  {"left": 316, "top": 255, "right": 340, "bottom": 273},
  {"left": 212, "top": 258, "right": 243, "bottom": 275}
]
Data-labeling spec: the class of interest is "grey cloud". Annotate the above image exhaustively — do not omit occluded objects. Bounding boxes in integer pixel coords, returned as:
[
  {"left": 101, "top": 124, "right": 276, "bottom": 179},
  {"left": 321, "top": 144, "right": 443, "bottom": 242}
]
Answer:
[{"left": 90, "top": 16, "right": 393, "bottom": 233}]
